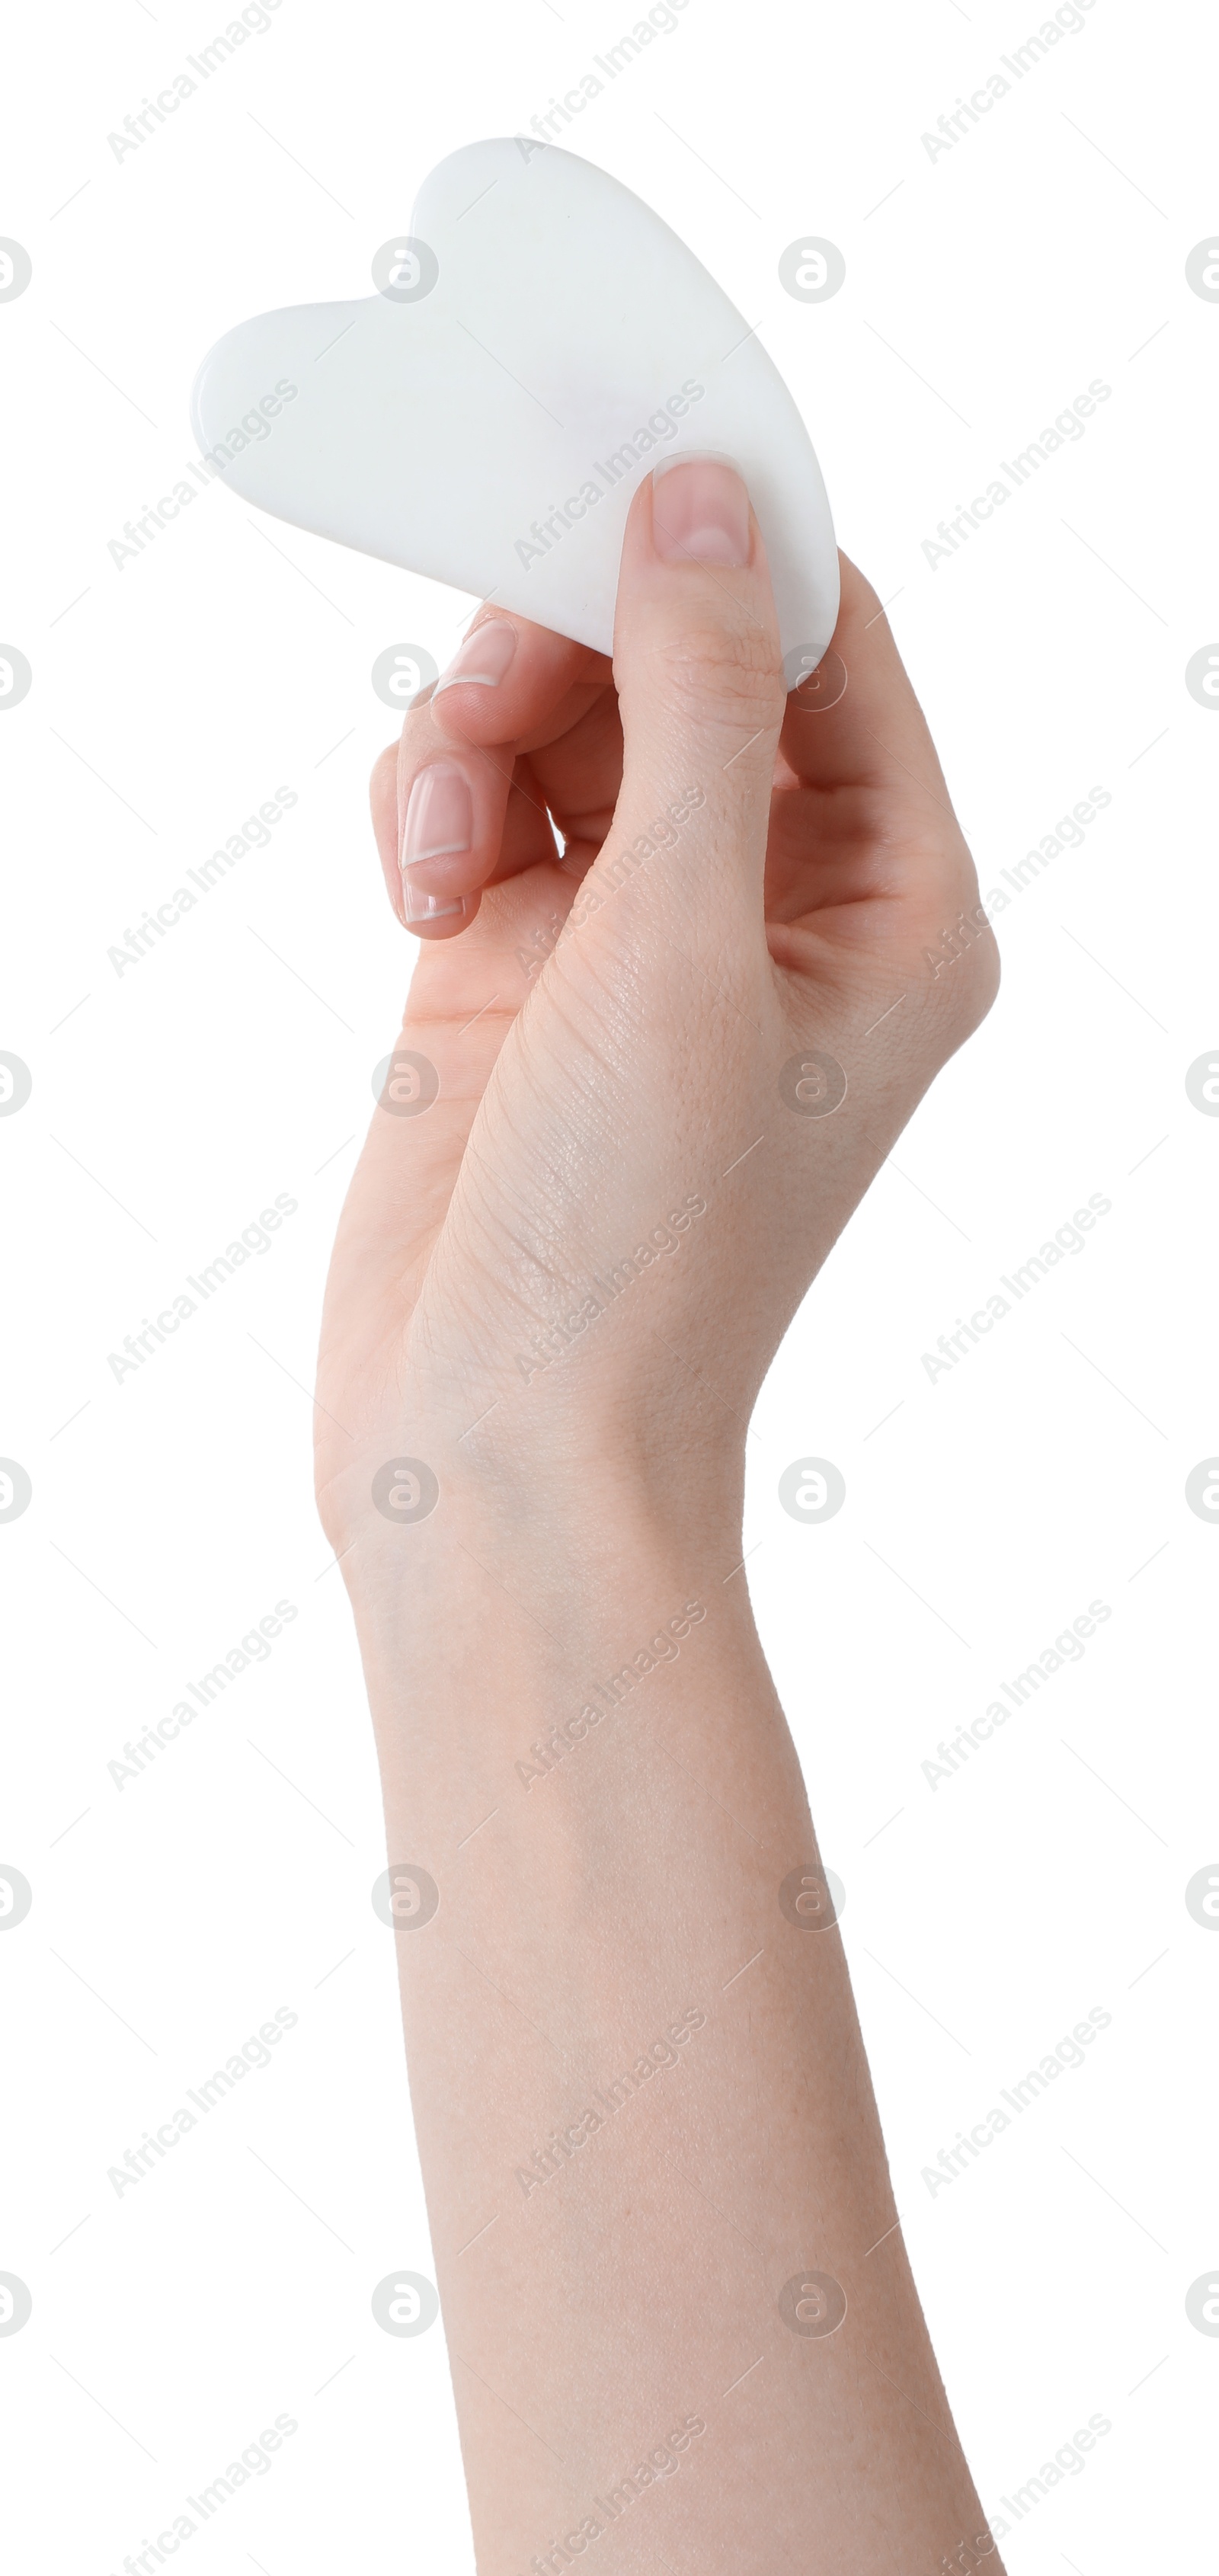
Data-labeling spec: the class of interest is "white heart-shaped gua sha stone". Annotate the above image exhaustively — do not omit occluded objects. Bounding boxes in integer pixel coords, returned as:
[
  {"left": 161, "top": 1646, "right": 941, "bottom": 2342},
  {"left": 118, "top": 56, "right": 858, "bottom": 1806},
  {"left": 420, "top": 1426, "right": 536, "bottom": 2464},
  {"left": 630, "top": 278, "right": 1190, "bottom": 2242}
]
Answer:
[{"left": 190, "top": 138, "right": 839, "bottom": 674}]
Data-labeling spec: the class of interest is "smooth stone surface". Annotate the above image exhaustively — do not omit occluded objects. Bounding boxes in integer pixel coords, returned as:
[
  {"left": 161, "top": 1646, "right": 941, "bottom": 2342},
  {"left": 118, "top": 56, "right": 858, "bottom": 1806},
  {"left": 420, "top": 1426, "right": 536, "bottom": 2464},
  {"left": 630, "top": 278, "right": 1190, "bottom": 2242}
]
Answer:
[{"left": 191, "top": 139, "right": 839, "bottom": 670}]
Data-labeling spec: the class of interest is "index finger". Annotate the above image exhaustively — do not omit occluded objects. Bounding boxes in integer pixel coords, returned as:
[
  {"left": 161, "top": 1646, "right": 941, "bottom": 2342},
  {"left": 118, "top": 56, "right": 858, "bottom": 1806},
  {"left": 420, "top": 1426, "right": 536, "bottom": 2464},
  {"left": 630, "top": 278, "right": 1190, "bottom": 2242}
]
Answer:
[{"left": 426, "top": 606, "right": 610, "bottom": 758}]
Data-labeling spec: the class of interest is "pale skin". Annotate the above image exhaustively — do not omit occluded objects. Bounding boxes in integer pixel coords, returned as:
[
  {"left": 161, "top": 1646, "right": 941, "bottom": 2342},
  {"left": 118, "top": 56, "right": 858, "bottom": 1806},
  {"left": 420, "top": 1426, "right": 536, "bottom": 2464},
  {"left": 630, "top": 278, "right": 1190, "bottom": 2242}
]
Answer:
[{"left": 315, "top": 460, "right": 1002, "bottom": 2572}]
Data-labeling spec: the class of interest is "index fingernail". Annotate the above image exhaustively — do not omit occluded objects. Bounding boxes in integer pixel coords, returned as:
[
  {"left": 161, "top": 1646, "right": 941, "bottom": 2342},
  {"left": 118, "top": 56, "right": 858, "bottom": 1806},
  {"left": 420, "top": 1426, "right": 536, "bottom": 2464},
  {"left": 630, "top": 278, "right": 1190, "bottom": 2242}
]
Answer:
[{"left": 434, "top": 621, "right": 519, "bottom": 694}]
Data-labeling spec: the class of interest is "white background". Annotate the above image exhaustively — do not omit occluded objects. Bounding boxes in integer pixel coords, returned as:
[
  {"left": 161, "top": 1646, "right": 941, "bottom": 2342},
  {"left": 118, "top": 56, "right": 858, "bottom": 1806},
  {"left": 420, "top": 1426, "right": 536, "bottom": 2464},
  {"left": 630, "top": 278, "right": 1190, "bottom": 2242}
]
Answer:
[{"left": 2, "top": 0, "right": 1217, "bottom": 2568}]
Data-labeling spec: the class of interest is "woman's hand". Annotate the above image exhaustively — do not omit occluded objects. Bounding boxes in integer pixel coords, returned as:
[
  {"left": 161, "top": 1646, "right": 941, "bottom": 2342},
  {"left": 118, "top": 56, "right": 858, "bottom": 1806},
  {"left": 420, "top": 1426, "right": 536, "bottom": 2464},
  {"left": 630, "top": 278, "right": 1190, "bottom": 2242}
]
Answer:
[
  {"left": 313, "top": 462, "right": 1004, "bottom": 2576},
  {"left": 315, "top": 460, "right": 997, "bottom": 1550}
]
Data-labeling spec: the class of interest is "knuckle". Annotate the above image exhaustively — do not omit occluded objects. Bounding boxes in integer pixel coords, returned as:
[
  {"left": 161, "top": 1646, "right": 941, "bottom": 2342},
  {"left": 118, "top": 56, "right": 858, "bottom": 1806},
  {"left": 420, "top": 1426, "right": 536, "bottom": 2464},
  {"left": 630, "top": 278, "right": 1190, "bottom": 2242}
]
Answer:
[
  {"left": 904, "top": 853, "right": 1002, "bottom": 1033},
  {"left": 638, "top": 610, "right": 785, "bottom": 732},
  {"left": 849, "top": 567, "right": 885, "bottom": 629},
  {"left": 930, "top": 926, "right": 1001, "bottom": 1038},
  {"left": 370, "top": 741, "right": 397, "bottom": 802},
  {"left": 369, "top": 744, "right": 401, "bottom": 869}
]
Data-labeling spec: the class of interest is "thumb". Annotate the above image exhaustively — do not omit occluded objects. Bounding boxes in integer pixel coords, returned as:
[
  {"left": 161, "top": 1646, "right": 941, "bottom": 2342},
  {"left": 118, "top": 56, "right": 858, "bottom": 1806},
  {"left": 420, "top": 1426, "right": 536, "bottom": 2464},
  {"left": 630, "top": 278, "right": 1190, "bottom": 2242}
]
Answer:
[{"left": 606, "top": 458, "right": 785, "bottom": 920}]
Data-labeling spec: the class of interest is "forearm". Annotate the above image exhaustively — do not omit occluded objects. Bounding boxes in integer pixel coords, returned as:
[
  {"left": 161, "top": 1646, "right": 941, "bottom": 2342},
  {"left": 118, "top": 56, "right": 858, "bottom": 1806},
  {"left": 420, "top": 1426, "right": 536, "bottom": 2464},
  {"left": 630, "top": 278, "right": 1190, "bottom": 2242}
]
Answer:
[
  {"left": 324, "top": 480, "right": 1000, "bottom": 2571},
  {"left": 347, "top": 1470, "right": 998, "bottom": 2574}
]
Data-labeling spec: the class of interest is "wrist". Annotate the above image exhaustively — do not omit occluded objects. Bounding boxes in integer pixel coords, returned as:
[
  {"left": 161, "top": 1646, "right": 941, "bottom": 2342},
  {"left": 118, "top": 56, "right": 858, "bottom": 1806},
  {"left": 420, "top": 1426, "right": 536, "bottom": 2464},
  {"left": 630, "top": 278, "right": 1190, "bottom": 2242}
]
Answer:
[
  {"left": 329, "top": 1368, "right": 747, "bottom": 1589},
  {"left": 342, "top": 1445, "right": 745, "bottom": 1643},
  {"left": 333, "top": 1422, "right": 759, "bottom": 1764},
  {"left": 342, "top": 1454, "right": 808, "bottom": 1893}
]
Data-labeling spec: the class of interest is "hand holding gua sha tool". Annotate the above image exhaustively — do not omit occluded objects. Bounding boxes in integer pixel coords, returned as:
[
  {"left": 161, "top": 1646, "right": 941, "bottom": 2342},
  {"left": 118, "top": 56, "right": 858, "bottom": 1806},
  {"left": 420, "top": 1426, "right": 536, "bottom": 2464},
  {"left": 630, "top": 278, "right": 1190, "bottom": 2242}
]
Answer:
[{"left": 191, "top": 138, "right": 840, "bottom": 680}]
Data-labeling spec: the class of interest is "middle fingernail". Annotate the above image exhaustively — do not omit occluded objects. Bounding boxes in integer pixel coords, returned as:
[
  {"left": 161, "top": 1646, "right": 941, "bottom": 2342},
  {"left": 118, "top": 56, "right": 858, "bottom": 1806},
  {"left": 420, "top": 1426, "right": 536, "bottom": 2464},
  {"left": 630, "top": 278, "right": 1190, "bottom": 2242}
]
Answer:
[{"left": 401, "top": 763, "right": 474, "bottom": 868}]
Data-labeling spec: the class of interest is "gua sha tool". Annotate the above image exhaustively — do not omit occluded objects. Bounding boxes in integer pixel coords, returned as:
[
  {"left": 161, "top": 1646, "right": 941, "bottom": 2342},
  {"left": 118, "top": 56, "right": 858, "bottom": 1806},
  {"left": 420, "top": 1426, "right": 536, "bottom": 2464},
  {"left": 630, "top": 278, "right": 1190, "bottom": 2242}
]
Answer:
[{"left": 190, "top": 138, "right": 839, "bottom": 674}]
